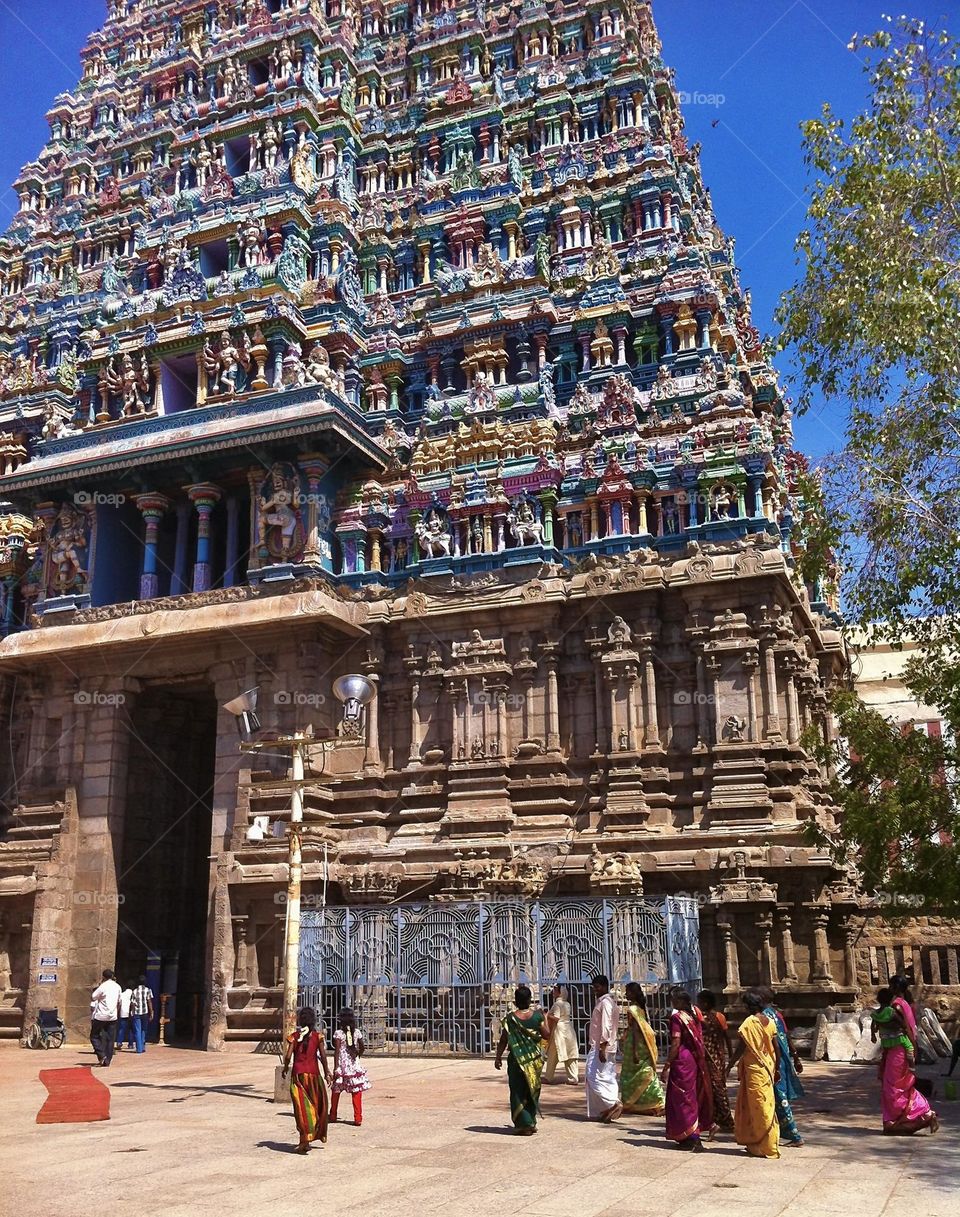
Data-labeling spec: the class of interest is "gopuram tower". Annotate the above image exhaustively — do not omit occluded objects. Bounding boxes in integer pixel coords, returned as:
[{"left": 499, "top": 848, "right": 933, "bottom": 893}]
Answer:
[{"left": 0, "top": 0, "right": 855, "bottom": 1049}]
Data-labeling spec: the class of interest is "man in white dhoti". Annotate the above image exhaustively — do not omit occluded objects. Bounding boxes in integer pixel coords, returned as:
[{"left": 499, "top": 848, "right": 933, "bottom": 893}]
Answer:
[
  {"left": 585, "top": 974, "right": 622, "bottom": 1121},
  {"left": 544, "top": 984, "right": 580, "bottom": 1084}
]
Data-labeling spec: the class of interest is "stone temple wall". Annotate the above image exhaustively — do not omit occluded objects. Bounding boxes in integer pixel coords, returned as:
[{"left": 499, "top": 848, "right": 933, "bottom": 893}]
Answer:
[{"left": 0, "top": 543, "right": 885, "bottom": 1046}]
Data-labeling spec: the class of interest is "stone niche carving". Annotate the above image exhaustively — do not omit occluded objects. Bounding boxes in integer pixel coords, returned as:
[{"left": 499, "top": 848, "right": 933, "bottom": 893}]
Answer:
[
  {"left": 256, "top": 462, "right": 305, "bottom": 563},
  {"left": 44, "top": 503, "right": 90, "bottom": 597}
]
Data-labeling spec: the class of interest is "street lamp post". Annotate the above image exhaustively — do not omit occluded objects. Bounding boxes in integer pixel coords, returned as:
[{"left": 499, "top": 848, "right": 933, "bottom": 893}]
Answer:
[{"left": 224, "top": 675, "right": 377, "bottom": 1049}]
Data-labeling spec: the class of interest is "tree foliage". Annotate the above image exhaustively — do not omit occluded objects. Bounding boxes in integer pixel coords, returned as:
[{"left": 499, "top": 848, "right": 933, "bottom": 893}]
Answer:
[{"left": 779, "top": 17, "right": 960, "bottom": 907}]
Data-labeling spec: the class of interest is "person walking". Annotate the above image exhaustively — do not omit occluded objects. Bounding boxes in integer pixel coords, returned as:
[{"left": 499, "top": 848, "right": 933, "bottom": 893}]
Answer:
[
  {"left": 662, "top": 988, "right": 713, "bottom": 1151},
  {"left": 729, "top": 989, "right": 779, "bottom": 1158},
  {"left": 90, "top": 969, "right": 122, "bottom": 1067},
  {"left": 281, "top": 1006, "right": 332, "bottom": 1153},
  {"left": 620, "top": 983, "right": 664, "bottom": 1115},
  {"left": 543, "top": 984, "right": 579, "bottom": 1085},
  {"left": 872, "top": 974, "right": 939, "bottom": 1135},
  {"left": 129, "top": 975, "right": 154, "bottom": 1053},
  {"left": 330, "top": 1008, "right": 371, "bottom": 1126},
  {"left": 697, "top": 989, "right": 733, "bottom": 1131},
  {"left": 760, "top": 988, "right": 805, "bottom": 1146},
  {"left": 495, "top": 984, "right": 551, "bottom": 1134},
  {"left": 115, "top": 982, "right": 134, "bottom": 1053},
  {"left": 585, "top": 974, "right": 622, "bottom": 1122}
]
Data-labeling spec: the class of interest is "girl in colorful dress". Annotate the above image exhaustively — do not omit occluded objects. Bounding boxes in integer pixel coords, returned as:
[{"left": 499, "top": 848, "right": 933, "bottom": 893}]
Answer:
[
  {"left": 281, "top": 1006, "right": 332, "bottom": 1154},
  {"left": 620, "top": 983, "right": 665, "bottom": 1115},
  {"left": 330, "top": 1007, "right": 371, "bottom": 1126}
]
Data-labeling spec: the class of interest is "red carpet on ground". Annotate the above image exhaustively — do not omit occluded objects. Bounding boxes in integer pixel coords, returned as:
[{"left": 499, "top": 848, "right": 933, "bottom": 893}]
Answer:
[{"left": 36, "top": 1066, "right": 111, "bottom": 1124}]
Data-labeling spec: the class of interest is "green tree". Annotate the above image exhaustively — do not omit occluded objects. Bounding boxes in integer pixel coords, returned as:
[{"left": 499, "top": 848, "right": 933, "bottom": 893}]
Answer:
[{"left": 779, "top": 17, "right": 960, "bottom": 906}]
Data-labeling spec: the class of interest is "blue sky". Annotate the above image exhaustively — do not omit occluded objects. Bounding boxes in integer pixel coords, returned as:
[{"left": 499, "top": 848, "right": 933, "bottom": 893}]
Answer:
[{"left": 0, "top": 1, "right": 953, "bottom": 463}]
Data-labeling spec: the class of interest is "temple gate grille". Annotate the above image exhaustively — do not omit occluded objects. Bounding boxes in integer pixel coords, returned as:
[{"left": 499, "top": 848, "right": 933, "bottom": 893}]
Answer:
[{"left": 298, "top": 896, "right": 700, "bottom": 1056}]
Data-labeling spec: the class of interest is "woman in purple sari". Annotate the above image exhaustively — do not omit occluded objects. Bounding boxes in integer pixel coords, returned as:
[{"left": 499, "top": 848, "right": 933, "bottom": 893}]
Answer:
[
  {"left": 874, "top": 976, "right": 939, "bottom": 1135},
  {"left": 661, "top": 988, "right": 714, "bottom": 1151}
]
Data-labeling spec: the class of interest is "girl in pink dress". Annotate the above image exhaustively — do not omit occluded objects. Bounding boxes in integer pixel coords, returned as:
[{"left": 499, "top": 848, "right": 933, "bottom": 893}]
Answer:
[{"left": 330, "top": 1007, "right": 371, "bottom": 1126}]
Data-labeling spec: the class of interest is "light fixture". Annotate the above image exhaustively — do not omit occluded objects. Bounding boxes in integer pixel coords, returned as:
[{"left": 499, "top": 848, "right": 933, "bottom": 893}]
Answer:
[
  {"left": 332, "top": 673, "right": 376, "bottom": 736},
  {"left": 222, "top": 687, "right": 261, "bottom": 741}
]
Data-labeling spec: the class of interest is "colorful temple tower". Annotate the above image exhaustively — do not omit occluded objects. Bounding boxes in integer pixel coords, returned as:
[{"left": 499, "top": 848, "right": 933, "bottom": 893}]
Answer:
[{"left": 0, "top": 0, "right": 855, "bottom": 1048}]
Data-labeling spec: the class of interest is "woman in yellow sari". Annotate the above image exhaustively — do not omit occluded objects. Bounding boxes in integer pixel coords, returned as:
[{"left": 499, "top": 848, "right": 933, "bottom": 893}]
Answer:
[
  {"left": 620, "top": 983, "right": 665, "bottom": 1114},
  {"left": 728, "top": 989, "right": 780, "bottom": 1159}
]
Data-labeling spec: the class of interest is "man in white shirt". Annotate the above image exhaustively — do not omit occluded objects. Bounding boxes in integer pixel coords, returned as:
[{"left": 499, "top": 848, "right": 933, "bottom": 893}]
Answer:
[
  {"left": 90, "top": 969, "right": 122, "bottom": 1067},
  {"left": 115, "top": 983, "right": 134, "bottom": 1052},
  {"left": 585, "top": 973, "right": 623, "bottom": 1121}
]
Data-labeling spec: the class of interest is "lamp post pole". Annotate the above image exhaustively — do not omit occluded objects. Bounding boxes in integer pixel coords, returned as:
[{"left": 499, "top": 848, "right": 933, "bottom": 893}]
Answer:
[{"left": 281, "top": 734, "right": 306, "bottom": 1043}]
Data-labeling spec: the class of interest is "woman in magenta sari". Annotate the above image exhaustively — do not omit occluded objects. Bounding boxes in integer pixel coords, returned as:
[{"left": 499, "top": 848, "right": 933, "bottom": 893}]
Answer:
[
  {"left": 874, "top": 976, "right": 939, "bottom": 1135},
  {"left": 661, "top": 988, "right": 714, "bottom": 1151}
]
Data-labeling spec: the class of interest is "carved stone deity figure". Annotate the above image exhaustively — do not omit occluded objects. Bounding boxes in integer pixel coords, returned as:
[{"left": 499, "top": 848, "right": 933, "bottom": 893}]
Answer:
[
  {"left": 415, "top": 510, "right": 452, "bottom": 558},
  {"left": 302, "top": 342, "right": 333, "bottom": 388},
  {"left": 47, "top": 503, "right": 88, "bottom": 595},
  {"left": 240, "top": 216, "right": 263, "bottom": 267},
  {"left": 204, "top": 329, "right": 249, "bottom": 395},
  {"left": 257, "top": 464, "right": 304, "bottom": 562},
  {"left": 607, "top": 615, "right": 632, "bottom": 646},
  {"left": 507, "top": 498, "right": 544, "bottom": 546}
]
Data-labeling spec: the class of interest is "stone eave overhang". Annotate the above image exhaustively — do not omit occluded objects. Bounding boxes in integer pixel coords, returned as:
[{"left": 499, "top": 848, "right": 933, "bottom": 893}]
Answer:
[
  {"left": 0, "top": 582, "right": 369, "bottom": 671},
  {"left": 0, "top": 391, "right": 388, "bottom": 495}
]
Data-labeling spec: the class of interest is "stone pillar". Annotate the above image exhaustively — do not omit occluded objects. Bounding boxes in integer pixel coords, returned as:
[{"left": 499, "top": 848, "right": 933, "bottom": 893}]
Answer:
[
  {"left": 172, "top": 500, "right": 192, "bottom": 593},
  {"left": 495, "top": 689, "right": 508, "bottom": 758},
  {"left": 232, "top": 914, "right": 250, "bottom": 987},
  {"left": 762, "top": 638, "right": 782, "bottom": 741},
  {"left": 363, "top": 672, "right": 381, "bottom": 771},
  {"left": 778, "top": 906, "right": 799, "bottom": 983},
  {"left": 134, "top": 493, "right": 170, "bottom": 599},
  {"left": 810, "top": 907, "right": 834, "bottom": 982},
  {"left": 186, "top": 482, "right": 222, "bottom": 593},
  {"left": 743, "top": 651, "right": 759, "bottom": 743},
  {"left": 758, "top": 912, "right": 777, "bottom": 986},
  {"left": 785, "top": 660, "right": 800, "bottom": 744},
  {"left": 408, "top": 678, "right": 421, "bottom": 765},
  {"left": 299, "top": 455, "right": 330, "bottom": 568},
  {"left": 641, "top": 648, "right": 660, "bottom": 748},
  {"left": 718, "top": 916, "right": 740, "bottom": 993},
  {"left": 224, "top": 495, "right": 240, "bottom": 587},
  {"left": 843, "top": 919, "right": 858, "bottom": 989}
]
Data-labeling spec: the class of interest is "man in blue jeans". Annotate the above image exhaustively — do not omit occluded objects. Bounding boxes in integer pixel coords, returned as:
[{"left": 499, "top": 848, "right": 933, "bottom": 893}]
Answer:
[{"left": 129, "top": 975, "right": 154, "bottom": 1053}]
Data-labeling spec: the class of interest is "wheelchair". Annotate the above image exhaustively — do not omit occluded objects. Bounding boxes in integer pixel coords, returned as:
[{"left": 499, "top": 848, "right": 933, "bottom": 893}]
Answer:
[{"left": 25, "top": 1008, "right": 67, "bottom": 1049}]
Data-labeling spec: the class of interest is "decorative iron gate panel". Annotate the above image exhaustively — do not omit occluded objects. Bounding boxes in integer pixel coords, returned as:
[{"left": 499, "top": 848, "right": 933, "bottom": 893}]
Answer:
[{"left": 299, "top": 896, "right": 700, "bottom": 1056}]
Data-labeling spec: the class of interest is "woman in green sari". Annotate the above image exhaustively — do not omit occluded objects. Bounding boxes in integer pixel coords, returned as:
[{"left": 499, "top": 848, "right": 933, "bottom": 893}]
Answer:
[
  {"left": 495, "top": 985, "right": 551, "bottom": 1134},
  {"left": 620, "top": 983, "right": 666, "bottom": 1114}
]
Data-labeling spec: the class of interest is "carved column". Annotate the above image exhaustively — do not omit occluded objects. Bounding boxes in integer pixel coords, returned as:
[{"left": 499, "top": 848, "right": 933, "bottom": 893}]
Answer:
[
  {"left": 785, "top": 656, "right": 800, "bottom": 744},
  {"left": 245, "top": 469, "right": 262, "bottom": 574},
  {"left": 843, "top": 919, "right": 858, "bottom": 989},
  {"left": 300, "top": 454, "right": 330, "bottom": 568},
  {"left": 759, "top": 624, "right": 782, "bottom": 742},
  {"left": 362, "top": 670, "right": 381, "bottom": 771},
  {"left": 758, "top": 912, "right": 777, "bottom": 986},
  {"left": 540, "top": 639, "right": 561, "bottom": 753},
  {"left": 718, "top": 916, "right": 740, "bottom": 992},
  {"left": 641, "top": 645, "right": 660, "bottom": 749},
  {"left": 743, "top": 651, "right": 759, "bottom": 743},
  {"left": 408, "top": 678, "right": 421, "bottom": 764},
  {"left": 495, "top": 687, "right": 508, "bottom": 758},
  {"left": 232, "top": 914, "right": 249, "bottom": 988},
  {"left": 186, "top": 482, "right": 222, "bottom": 592},
  {"left": 810, "top": 907, "right": 834, "bottom": 982},
  {"left": 777, "top": 906, "right": 799, "bottom": 983},
  {"left": 134, "top": 493, "right": 170, "bottom": 600}
]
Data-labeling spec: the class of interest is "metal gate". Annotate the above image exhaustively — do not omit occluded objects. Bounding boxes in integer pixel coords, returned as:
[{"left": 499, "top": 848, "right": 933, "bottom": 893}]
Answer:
[{"left": 299, "top": 896, "right": 700, "bottom": 1056}]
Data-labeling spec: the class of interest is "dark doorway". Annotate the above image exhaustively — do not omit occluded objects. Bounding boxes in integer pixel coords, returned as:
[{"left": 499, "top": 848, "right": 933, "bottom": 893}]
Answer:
[{"left": 116, "top": 684, "right": 217, "bottom": 1044}]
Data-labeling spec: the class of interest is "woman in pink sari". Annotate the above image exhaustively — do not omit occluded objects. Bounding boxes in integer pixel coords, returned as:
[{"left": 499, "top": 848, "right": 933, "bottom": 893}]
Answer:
[
  {"left": 875, "top": 976, "right": 939, "bottom": 1136},
  {"left": 661, "top": 988, "right": 714, "bottom": 1151}
]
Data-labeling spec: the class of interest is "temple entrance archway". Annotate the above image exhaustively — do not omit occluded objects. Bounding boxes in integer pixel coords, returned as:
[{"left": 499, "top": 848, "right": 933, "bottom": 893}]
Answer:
[{"left": 116, "top": 683, "right": 217, "bottom": 1044}]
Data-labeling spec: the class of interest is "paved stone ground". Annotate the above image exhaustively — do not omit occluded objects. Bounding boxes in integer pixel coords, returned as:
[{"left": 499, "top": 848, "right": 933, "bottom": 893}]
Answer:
[{"left": 2, "top": 1043, "right": 957, "bottom": 1217}]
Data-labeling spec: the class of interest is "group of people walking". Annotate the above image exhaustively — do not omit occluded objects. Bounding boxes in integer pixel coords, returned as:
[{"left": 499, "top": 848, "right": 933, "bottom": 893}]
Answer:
[
  {"left": 281, "top": 1006, "right": 371, "bottom": 1153},
  {"left": 495, "top": 974, "right": 941, "bottom": 1154},
  {"left": 88, "top": 969, "right": 154, "bottom": 1067}
]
